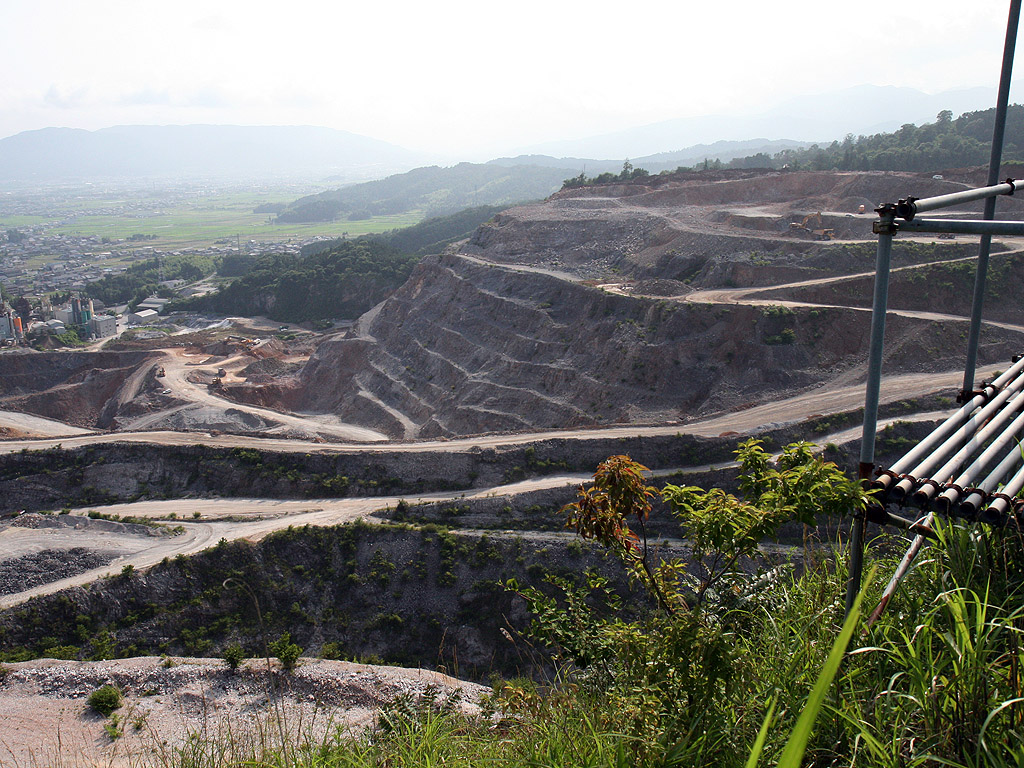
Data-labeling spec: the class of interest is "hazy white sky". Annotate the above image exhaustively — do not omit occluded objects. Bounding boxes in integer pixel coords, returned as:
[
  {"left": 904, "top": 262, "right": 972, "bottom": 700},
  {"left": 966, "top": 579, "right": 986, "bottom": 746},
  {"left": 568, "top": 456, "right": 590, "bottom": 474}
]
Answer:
[{"left": 1, "top": 0, "right": 1020, "bottom": 157}]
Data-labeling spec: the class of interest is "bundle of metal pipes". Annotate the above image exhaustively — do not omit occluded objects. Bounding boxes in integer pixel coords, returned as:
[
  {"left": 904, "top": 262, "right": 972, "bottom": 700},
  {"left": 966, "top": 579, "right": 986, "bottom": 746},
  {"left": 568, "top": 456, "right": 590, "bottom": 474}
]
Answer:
[{"left": 871, "top": 354, "right": 1024, "bottom": 526}]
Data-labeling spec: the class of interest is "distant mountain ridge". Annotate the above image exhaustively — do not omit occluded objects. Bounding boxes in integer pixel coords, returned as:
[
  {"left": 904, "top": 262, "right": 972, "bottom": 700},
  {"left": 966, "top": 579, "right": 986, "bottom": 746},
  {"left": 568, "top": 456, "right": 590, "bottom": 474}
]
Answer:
[
  {"left": 488, "top": 139, "right": 813, "bottom": 175},
  {"left": 523, "top": 85, "right": 997, "bottom": 159},
  {"left": 0, "top": 125, "right": 423, "bottom": 181},
  {"left": 0, "top": 84, "right": 999, "bottom": 184},
  {"left": 275, "top": 162, "right": 574, "bottom": 222}
]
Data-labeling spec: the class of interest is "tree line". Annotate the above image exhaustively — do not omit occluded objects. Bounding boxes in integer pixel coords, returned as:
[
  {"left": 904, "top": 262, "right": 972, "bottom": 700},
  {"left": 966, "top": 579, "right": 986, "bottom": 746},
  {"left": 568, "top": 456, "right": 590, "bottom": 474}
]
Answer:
[
  {"left": 731, "top": 106, "right": 1022, "bottom": 172},
  {"left": 563, "top": 106, "right": 1024, "bottom": 189}
]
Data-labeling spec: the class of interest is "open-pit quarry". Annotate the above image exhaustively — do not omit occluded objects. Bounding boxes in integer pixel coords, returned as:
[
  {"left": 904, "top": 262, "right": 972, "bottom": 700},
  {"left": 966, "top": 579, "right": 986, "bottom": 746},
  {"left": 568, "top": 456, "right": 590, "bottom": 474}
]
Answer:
[{"left": 2, "top": 167, "right": 1024, "bottom": 764}]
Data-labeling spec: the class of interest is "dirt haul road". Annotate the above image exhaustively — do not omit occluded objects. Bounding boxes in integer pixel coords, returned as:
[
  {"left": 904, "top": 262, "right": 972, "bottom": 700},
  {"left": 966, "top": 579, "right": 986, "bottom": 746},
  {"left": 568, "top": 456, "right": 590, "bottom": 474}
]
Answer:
[
  {"left": 0, "top": 360, "right": 1005, "bottom": 459},
  {"left": 0, "top": 226, "right": 1016, "bottom": 610},
  {"left": 122, "top": 347, "right": 388, "bottom": 442},
  {"left": 0, "top": 476, "right": 601, "bottom": 609}
]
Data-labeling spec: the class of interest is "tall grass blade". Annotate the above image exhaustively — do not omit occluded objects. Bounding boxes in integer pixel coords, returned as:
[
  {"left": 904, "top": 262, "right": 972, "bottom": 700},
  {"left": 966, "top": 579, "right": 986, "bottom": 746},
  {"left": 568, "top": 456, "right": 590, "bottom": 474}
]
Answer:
[
  {"left": 775, "top": 569, "right": 871, "bottom": 768},
  {"left": 744, "top": 697, "right": 777, "bottom": 768}
]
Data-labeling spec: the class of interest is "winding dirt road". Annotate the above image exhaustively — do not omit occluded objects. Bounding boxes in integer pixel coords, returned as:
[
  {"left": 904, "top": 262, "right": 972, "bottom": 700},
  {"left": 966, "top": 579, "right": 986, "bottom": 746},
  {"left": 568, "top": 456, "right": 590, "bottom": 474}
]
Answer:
[
  {"left": 2, "top": 231, "right": 1019, "bottom": 608},
  {"left": 122, "top": 348, "right": 388, "bottom": 442}
]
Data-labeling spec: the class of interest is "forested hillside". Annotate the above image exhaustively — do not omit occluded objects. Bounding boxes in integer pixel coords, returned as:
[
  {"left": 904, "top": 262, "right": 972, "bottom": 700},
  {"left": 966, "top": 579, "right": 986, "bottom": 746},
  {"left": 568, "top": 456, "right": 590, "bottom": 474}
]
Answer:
[
  {"left": 85, "top": 254, "right": 217, "bottom": 308},
  {"left": 302, "top": 205, "right": 504, "bottom": 258},
  {"left": 728, "top": 105, "right": 1023, "bottom": 171},
  {"left": 181, "top": 206, "right": 500, "bottom": 322},
  {"left": 275, "top": 162, "right": 570, "bottom": 223},
  {"left": 178, "top": 240, "right": 417, "bottom": 322}
]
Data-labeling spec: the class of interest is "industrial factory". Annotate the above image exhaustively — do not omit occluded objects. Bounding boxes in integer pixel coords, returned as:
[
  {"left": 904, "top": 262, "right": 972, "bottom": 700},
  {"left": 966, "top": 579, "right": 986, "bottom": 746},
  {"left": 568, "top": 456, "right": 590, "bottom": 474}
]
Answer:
[{"left": 0, "top": 291, "right": 118, "bottom": 347}]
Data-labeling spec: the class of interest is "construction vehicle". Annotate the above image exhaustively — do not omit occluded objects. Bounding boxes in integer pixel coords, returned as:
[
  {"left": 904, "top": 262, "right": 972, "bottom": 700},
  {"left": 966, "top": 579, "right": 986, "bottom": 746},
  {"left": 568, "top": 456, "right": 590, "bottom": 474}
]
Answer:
[
  {"left": 789, "top": 212, "right": 835, "bottom": 240},
  {"left": 217, "top": 367, "right": 227, "bottom": 378},
  {"left": 209, "top": 377, "right": 222, "bottom": 390},
  {"left": 155, "top": 366, "right": 165, "bottom": 377}
]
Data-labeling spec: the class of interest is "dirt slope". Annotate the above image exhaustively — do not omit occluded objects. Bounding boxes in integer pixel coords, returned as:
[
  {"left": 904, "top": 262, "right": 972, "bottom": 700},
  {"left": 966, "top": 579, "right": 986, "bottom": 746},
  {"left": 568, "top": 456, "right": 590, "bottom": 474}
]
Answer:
[
  {"left": 0, "top": 657, "right": 484, "bottom": 768},
  {"left": 208, "top": 169, "right": 1024, "bottom": 439}
]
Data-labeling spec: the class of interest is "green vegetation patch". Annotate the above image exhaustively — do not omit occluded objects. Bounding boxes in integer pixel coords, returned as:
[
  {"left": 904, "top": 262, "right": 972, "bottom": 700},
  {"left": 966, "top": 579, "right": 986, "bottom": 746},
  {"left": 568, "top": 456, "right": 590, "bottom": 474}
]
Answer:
[{"left": 177, "top": 238, "right": 418, "bottom": 322}]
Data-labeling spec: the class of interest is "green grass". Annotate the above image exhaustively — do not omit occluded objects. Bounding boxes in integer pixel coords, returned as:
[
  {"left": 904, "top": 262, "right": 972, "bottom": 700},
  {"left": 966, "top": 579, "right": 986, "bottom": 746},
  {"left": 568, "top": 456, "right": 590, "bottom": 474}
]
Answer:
[
  {"left": 0, "top": 215, "right": 50, "bottom": 228},
  {"left": 4, "top": 187, "right": 424, "bottom": 250},
  {"left": 51, "top": 208, "right": 423, "bottom": 249}
]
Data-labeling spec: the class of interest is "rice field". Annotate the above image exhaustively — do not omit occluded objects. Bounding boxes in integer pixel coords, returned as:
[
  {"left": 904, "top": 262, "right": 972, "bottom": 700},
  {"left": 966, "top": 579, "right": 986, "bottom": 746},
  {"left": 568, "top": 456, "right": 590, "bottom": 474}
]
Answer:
[
  {"left": 49, "top": 204, "right": 423, "bottom": 248},
  {"left": 3, "top": 186, "right": 423, "bottom": 250}
]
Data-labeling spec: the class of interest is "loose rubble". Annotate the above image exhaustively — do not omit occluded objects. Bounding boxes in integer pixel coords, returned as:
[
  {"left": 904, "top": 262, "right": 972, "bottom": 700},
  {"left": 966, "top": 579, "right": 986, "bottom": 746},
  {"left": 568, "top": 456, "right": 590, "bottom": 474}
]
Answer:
[
  {"left": 0, "top": 547, "right": 113, "bottom": 596},
  {"left": 0, "top": 656, "right": 487, "bottom": 767}
]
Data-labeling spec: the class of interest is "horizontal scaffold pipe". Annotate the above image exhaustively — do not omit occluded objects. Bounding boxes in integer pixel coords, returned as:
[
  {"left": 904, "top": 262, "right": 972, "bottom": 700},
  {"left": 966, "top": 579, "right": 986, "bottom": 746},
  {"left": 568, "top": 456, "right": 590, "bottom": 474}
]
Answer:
[
  {"left": 982, "top": 460, "right": 1024, "bottom": 521},
  {"left": 935, "top": 406, "right": 1024, "bottom": 513},
  {"left": 889, "top": 362, "right": 1024, "bottom": 500},
  {"left": 959, "top": 438, "right": 1024, "bottom": 519},
  {"left": 914, "top": 387, "right": 1024, "bottom": 508},
  {"left": 894, "top": 180, "right": 1016, "bottom": 220},
  {"left": 877, "top": 358, "right": 1024, "bottom": 497},
  {"left": 896, "top": 218, "right": 1024, "bottom": 236}
]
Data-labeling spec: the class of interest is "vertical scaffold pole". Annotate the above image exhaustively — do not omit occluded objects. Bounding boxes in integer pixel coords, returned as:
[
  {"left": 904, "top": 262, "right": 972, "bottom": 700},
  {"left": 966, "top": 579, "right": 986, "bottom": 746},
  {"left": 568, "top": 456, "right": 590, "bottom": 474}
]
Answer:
[
  {"left": 845, "top": 206, "right": 896, "bottom": 617},
  {"left": 962, "top": 0, "right": 1021, "bottom": 398}
]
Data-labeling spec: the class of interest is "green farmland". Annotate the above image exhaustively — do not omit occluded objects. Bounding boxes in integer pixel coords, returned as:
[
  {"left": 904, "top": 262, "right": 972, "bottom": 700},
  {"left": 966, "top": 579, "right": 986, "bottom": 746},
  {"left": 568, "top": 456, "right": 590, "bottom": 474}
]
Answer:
[
  {"left": 2, "top": 186, "right": 424, "bottom": 250},
  {"left": 48, "top": 200, "right": 422, "bottom": 248}
]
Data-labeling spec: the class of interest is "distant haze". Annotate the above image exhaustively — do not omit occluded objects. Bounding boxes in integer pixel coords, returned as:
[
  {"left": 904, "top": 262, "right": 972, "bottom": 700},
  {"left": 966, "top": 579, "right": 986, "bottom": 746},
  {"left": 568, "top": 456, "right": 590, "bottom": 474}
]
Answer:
[
  {"left": 0, "top": 85, "right": 1009, "bottom": 184},
  {"left": 0, "top": 125, "right": 422, "bottom": 182},
  {"left": 525, "top": 86, "right": 1000, "bottom": 161},
  {"left": 0, "top": 0, "right": 1019, "bottom": 158}
]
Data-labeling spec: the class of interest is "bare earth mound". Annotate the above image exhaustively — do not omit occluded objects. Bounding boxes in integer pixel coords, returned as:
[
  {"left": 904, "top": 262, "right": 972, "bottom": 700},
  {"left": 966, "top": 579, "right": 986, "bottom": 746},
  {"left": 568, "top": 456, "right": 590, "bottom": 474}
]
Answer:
[{"left": 0, "top": 657, "right": 485, "bottom": 767}]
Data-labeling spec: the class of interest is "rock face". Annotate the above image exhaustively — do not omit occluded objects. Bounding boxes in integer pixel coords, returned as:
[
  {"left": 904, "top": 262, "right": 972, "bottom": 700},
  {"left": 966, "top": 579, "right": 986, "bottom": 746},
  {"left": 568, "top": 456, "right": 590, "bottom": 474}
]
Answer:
[
  {"left": 222, "top": 169, "right": 1024, "bottom": 439},
  {"left": 0, "top": 350, "right": 159, "bottom": 428},
  {"left": 462, "top": 170, "right": 1019, "bottom": 279},
  {"left": 0, "top": 525, "right": 637, "bottom": 679},
  {"left": 278, "top": 253, "right": 1011, "bottom": 439}
]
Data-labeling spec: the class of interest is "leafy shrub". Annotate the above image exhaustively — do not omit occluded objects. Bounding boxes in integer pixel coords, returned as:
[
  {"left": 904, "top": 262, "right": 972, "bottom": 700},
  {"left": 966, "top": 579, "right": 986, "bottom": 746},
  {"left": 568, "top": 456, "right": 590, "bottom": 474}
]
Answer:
[
  {"left": 88, "top": 684, "right": 123, "bottom": 717},
  {"left": 319, "top": 642, "right": 343, "bottom": 660},
  {"left": 514, "top": 441, "right": 869, "bottom": 760},
  {"left": 269, "top": 633, "right": 302, "bottom": 671},
  {"left": 223, "top": 643, "right": 246, "bottom": 672}
]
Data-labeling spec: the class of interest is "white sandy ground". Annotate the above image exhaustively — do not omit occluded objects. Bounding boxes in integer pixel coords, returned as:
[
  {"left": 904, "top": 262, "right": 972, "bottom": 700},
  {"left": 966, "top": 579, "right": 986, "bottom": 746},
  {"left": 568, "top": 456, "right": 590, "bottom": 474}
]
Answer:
[
  {"left": 0, "top": 657, "right": 486, "bottom": 768},
  {"left": 0, "top": 412, "right": 92, "bottom": 439}
]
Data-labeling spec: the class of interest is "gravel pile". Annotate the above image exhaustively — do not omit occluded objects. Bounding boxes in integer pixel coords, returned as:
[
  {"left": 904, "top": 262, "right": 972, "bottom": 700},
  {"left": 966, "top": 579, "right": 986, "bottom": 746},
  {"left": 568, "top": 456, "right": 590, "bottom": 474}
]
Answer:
[
  {"left": 0, "top": 547, "right": 114, "bottom": 595},
  {"left": 0, "top": 657, "right": 488, "bottom": 767},
  {"left": 9, "top": 657, "right": 487, "bottom": 711}
]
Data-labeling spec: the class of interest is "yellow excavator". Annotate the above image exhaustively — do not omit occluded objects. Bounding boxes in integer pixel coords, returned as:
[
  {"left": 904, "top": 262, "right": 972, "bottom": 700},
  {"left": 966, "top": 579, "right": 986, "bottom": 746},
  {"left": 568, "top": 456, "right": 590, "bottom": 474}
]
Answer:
[{"left": 789, "top": 212, "right": 835, "bottom": 240}]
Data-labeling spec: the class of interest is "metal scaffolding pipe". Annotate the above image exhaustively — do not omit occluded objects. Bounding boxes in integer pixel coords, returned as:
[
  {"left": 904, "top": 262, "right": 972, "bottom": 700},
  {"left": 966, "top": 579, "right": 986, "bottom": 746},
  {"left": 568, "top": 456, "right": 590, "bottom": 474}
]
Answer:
[
  {"left": 958, "top": 438, "right": 1024, "bottom": 518},
  {"left": 889, "top": 366, "right": 1024, "bottom": 499},
  {"left": 878, "top": 385, "right": 998, "bottom": 497},
  {"left": 866, "top": 512, "right": 934, "bottom": 628},
  {"left": 964, "top": 0, "right": 1021, "bottom": 397},
  {"left": 999, "top": 461, "right": 1024, "bottom": 500},
  {"left": 983, "top": 460, "right": 1024, "bottom": 520},
  {"left": 875, "top": 358, "right": 1024, "bottom": 497},
  {"left": 935, "top": 406, "right": 1024, "bottom": 513},
  {"left": 864, "top": 0, "right": 1022, "bottom": 630},
  {"left": 895, "top": 181, "right": 1016, "bottom": 220},
  {"left": 913, "top": 388, "right": 1024, "bottom": 507},
  {"left": 846, "top": 215, "right": 896, "bottom": 617},
  {"left": 897, "top": 218, "right": 1024, "bottom": 236}
]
